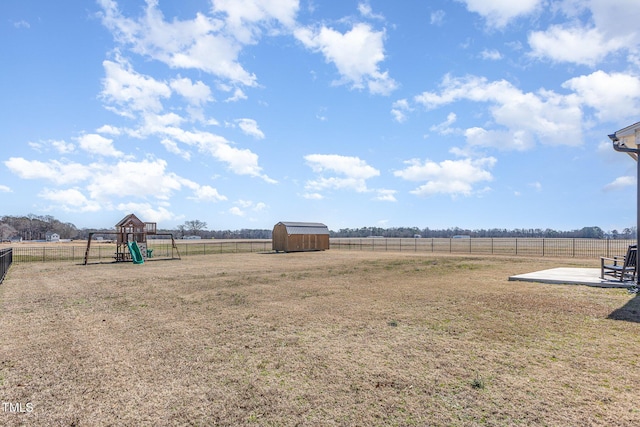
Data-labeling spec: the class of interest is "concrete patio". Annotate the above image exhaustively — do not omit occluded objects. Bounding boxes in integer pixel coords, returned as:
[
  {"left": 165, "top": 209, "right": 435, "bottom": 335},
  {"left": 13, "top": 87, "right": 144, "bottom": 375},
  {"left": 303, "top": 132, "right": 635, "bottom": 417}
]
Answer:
[{"left": 509, "top": 268, "right": 635, "bottom": 288}]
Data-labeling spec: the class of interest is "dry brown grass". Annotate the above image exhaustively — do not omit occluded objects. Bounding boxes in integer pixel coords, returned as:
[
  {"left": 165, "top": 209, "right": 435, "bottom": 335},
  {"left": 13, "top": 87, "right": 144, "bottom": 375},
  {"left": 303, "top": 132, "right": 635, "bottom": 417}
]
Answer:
[{"left": 1, "top": 251, "right": 640, "bottom": 426}]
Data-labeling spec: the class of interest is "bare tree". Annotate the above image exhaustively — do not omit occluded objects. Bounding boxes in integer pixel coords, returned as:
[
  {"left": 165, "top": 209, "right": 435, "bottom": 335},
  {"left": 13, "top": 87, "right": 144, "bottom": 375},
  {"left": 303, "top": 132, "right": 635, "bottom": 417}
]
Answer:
[
  {"left": 184, "top": 220, "right": 208, "bottom": 236},
  {"left": 0, "top": 223, "right": 17, "bottom": 241}
]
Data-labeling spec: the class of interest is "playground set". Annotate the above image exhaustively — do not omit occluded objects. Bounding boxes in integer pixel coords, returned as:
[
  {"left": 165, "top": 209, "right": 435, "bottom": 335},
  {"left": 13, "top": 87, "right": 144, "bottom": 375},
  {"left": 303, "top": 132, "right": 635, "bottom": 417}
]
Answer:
[{"left": 83, "top": 213, "right": 180, "bottom": 265}]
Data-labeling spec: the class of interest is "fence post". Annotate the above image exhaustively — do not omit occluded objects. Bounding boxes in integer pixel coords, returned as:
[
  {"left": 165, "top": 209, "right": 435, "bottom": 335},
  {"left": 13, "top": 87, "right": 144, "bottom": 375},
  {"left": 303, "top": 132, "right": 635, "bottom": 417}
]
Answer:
[{"left": 515, "top": 238, "right": 518, "bottom": 255}]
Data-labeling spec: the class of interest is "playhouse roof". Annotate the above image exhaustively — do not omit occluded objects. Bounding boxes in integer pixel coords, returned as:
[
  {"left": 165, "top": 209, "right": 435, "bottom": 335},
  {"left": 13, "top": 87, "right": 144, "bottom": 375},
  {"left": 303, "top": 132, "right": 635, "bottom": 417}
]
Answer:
[{"left": 115, "top": 213, "right": 144, "bottom": 228}]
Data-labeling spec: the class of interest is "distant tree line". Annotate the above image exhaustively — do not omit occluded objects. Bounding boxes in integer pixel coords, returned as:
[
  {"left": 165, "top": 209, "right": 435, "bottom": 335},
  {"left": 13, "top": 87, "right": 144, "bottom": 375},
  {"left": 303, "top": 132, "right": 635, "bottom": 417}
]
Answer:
[
  {"left": 0, "top": 214, "right": 80, "bottom": 241},
  {"left": 0, "top": 214, "right": 636, "bottom": 241},
  {"left": 329, "top": 226, "right": 636, "bottom": 239}
]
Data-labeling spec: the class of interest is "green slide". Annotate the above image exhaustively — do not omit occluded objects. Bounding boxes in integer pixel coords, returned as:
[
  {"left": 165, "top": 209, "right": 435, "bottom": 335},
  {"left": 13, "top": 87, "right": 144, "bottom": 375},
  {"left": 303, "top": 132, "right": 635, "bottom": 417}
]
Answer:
[{"left": 127, "top": 241, "right": 144, "bottom": 264}]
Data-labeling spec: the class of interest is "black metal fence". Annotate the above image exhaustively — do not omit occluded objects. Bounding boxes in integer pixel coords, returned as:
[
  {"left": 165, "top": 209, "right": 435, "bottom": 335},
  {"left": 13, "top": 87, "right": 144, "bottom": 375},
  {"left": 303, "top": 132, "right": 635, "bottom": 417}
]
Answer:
[
  {"left": 4, "top": 238, "right": 637, "bottom": 264},
  {"left": 330, "top": 237, "right": 636, "bottom": 259},
  {"left": 0, "top": 247, "right": 12, "bottom": 283},
  {"left": 8, "top": 240, "right": 273, "bottom": 264}
]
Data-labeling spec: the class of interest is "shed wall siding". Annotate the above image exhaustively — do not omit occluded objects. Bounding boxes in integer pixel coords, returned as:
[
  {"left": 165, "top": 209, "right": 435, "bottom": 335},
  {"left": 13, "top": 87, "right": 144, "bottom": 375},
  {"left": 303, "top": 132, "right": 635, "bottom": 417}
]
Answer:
[{"left": 271, "top": 222, "right": 330, "bottom": 252}]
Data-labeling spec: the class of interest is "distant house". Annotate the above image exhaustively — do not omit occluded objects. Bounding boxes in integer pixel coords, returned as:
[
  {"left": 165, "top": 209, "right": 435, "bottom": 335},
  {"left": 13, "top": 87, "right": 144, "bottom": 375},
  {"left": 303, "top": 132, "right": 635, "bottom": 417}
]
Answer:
[
  {"left": 46, "top": 233, "right": 60, "bottom": 242},
  {"left": 183, "top": 235, "right": 202, "bottom": 240},
  {"left": 272, "top": 222, "right": 330, "bottom": 252}
]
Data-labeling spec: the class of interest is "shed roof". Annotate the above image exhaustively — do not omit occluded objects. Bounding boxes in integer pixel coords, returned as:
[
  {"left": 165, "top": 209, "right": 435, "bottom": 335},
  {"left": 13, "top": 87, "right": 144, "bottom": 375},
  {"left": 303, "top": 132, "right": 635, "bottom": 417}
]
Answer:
[{"left": 276, "top": 221, "right": 329, "bottom": 235}]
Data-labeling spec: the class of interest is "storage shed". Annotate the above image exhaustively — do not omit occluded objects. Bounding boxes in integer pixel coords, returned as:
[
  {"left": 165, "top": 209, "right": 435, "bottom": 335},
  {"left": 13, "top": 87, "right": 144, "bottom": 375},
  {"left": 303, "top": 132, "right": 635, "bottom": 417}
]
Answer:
[{"left": 272, "top": 222, "right": 330, "bottom": 252}]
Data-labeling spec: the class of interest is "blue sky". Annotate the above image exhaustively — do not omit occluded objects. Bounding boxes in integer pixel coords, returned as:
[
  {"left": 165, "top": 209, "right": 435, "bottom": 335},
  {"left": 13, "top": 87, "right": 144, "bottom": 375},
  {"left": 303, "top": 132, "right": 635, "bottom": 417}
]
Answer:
[{"left": 2, "top": 0, "right": 640, "bottom": 232}]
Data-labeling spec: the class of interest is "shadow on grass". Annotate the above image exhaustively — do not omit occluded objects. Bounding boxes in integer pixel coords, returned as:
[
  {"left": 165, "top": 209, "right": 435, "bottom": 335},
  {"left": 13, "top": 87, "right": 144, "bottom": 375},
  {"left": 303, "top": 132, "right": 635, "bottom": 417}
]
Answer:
[{"left": 608, "top": 292, "right": 640, "bottom": 322}]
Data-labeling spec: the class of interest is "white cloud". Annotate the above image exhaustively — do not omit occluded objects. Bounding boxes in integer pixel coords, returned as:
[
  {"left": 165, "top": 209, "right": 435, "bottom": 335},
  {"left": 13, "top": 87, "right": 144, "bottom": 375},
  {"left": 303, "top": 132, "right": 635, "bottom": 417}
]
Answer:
[
  {"left": 189, "top": 185, "right": 227, "bottom": 202},
  {"left": 160, "top": 138, "right": 191, "bottom": 160},
  {"left": 115, "top": 202, "right": 177, "bottom": 223},
  {"left": 589, "top": 0, "right": 640, "bottom": 39},
  {"left": 96, "top": 56, "right": 272, "bottom": 182},
  {"left": 562, "top": 71, "right": 640, "bottom": 123},
  {"left": 394, "top": 157, "right": 496, "bottom": 197},
  {"left": 229, "top": 206, "right": 245, "bottom": 216},
  {"left": 77, "top": 133, "right": 125, "bottom": 158},
  {"left": 391, "top": 99, "right": 411, "bottom": 123},
  {"left": 430, "top": 112, "right": 457, "bottom": 135},
  {"left": 414, "top": 74, "right": 583, "bottom": 149},
  {"left": 480, "top": 49, "right": 502, "bottom": 60},
  {"left": 464, "top": 127, "right": 534, "bottom": 151},
  {"left": 0, "top": 185, "right": 12, "bottom": 193},
  {"left": 170, "top": 77, "right": 213, "bottom": 105},
  {"left": 50, "top": 140, "right": 75, "bottom": 154},
  {"left": 212, "top": 0, "right": 299, "bottom": 43},
  {"left": 96, "top": 124, "right": 122, "bottom": 135},
  {"left": 163, "top": 128, "right": 274, "bottom": 182},
  {"left": 529, "top": 182, "right": 542, "bottom": 192},
  {"left": 136, "top": 121, "right": 274, "bottom": 182},
  {"left": 5, "top": 154, "right": 231, "bottom": 216},
  {"left": 603, "top": 176, "right": 636, "bottom": 192},
  {"left": 227, "top": 199, "right": 267, "bottom": 217},
  {"left": 235, "top": 118, "right": 265, "bottom": 139},
  {"left": 98, "top": 0, "right": 257, "bottom": 86},
  {"left": 375, "top": 189, "right": 397, "bottom": 202},
  {"left": 139, "top": 112, "right": 186, "bottom": 134},
  {"left": 528, "top": 25, "right": 630, "bottom": 66},
  {"left": 224, "top": 88, "right": 248, "bottom": 102},
  {"left": 458, "top": 0, "right": 542, "bottom": 28},
  {"left": 430, "top": 10, "right": 445, "bottom": 26},
  {"left": 303, "top": 192, "right": 324, "bottom": 200},
  {"left": 13, "top": 20, "right": 30, "bottom": 29},
  {"left": 101, "top": 57, "right": 171, "bottom": 116},
  {"left": 304, "top": 154, "right": 380, "bottom": 193},
  {"left": 39, "top": 188, "right": 102, "bottom": 212},
  {"left": 85, "top": 159, "right": 184, "bottom": 201},
  {"left": 29, "top": 139, "right": 77, "bottom": 154},
  {"left": 358, "top": 3, "right": 385, "bottom": 20},
  {"left": 294, "top": 22, "right": 397, "bottom": 95},
  {"left": 4, "top": 158, "right": 91, "bottom": 185},
  {"left": 236, "top": 199, "right": 253, "bottom": 208}
]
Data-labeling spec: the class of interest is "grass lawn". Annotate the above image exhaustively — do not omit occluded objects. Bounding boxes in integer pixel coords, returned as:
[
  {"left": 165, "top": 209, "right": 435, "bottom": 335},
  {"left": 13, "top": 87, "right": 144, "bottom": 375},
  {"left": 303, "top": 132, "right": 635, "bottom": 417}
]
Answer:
[{"left": 1, "top": 251, "right": 639, "bottom": 426}]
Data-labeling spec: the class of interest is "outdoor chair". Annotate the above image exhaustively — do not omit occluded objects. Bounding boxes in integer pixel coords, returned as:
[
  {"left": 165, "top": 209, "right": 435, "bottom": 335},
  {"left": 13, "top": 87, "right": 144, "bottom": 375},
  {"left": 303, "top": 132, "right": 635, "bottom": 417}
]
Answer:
[{"left": 601, "top": 244, "right": 637, "bottom": 282}]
